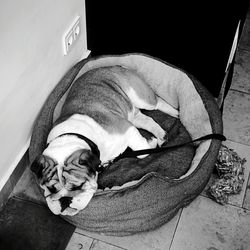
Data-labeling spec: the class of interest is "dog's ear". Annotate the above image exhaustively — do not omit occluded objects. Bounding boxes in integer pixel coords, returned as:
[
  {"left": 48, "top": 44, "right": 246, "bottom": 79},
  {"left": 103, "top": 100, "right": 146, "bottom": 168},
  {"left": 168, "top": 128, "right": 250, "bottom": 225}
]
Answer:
[
  {"left": 30, "top": 155, "right": 56, "bottom": 182},
  {"left": 77, "top": 149, "right": 100, "bottom": 174},
  {"left": 65, "top": 149, "right": 101, "bottom": 176},
  {"left": 79, "top": 149, "right": 101, "bottom": 175},
  {"left": 30, "top": 156, "right": 44, "bottom": 179}
]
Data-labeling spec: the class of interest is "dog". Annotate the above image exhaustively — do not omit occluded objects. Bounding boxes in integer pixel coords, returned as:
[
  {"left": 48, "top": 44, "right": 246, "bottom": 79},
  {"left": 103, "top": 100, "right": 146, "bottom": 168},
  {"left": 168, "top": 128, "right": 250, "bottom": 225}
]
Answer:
[{"left": 31, "top": 66, "right": 179, "bottom": 216}]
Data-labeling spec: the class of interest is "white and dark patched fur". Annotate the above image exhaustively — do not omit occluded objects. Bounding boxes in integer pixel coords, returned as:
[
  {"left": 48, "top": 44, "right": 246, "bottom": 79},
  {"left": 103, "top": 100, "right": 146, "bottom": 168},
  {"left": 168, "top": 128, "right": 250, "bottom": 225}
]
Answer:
[{"left": 31, "top": 66, "right": 179, "bottom": 216}]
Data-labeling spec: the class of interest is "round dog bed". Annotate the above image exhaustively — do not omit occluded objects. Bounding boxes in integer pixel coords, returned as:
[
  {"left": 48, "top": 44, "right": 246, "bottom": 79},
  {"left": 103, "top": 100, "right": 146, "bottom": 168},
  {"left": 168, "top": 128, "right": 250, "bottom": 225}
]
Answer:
[{"left": 29, "top": 53, "right": 223, "bottom": 236}]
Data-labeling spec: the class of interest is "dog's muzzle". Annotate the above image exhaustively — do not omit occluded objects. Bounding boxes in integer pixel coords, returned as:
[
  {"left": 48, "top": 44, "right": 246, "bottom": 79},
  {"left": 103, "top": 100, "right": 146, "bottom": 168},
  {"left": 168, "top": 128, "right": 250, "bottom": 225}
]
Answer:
[{"left": 41, "top": 175, "right": 98, "bottom": 216}]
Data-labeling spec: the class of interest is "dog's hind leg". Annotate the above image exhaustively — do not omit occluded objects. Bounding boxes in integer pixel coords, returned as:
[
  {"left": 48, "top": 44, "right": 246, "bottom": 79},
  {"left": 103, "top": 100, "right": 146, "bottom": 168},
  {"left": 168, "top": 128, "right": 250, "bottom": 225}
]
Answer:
[
  {"left": 131, "top": 109, "right": 166, "bottom": 146},
  {"left": 126, "top": 125, "right": 158, "bottom": 158},
  {"left": 126, "top": 87, "right": 178, "bottom": 118},
  {"left": 155, "top": 96, "right": 179, "bottom": 118}
]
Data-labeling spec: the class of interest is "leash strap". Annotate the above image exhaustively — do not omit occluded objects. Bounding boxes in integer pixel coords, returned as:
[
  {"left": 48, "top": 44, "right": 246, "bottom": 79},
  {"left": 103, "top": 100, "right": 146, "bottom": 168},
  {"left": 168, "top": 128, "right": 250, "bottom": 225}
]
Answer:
[
  {"left": 47, "top": 132, "right": 226, "bottom": 173},
  {"left": 103, "top": 133, "right": 226, "bottom": 168}
]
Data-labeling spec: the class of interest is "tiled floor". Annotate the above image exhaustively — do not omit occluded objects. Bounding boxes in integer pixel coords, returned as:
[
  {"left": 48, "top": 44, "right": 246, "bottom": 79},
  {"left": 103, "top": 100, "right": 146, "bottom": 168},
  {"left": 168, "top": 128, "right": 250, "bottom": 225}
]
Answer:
[{"left": 1, "top": 7, "right": 250, "bottom": 250}]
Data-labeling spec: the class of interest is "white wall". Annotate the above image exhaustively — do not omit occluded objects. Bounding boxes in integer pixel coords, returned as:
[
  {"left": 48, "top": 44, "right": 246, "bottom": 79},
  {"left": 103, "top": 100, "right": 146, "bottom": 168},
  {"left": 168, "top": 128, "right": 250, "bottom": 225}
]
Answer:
[{"left": 0, "top": 0, "right": 90, "bottom": 190}]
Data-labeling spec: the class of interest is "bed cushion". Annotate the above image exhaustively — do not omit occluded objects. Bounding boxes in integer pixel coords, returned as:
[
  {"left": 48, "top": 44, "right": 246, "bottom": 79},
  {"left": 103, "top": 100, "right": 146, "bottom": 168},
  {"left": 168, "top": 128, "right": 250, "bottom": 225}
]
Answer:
[{"left": 29, "top": 53, "right": 223, "bottom": 236}]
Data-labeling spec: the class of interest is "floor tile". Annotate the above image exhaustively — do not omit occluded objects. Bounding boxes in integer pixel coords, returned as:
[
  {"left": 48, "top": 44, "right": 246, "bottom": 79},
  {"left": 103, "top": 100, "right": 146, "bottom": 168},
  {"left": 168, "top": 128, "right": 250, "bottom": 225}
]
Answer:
[
  {"left": 75, "top": 210, "right": 181, "bottom": 250},
  {"left": 90, "top": 239, "right": 126, "bottom": 250},
  {"left": 170, "top": 196, "right": 250, "bottom": 250},
  {"left": 231, "top": 49, "right": 250, "bottom": 93},
  {"left": 65, "top": 232, "right": 93, "bottom": 250},
  {"left": 203, "top": 140, "right": 250, "bottom": 207},
  {"left": 239, "top": 14, "right": 250, "bottom": 51},
  {"left": 222, "top": 90, "right": 250, "bottom": 145}
]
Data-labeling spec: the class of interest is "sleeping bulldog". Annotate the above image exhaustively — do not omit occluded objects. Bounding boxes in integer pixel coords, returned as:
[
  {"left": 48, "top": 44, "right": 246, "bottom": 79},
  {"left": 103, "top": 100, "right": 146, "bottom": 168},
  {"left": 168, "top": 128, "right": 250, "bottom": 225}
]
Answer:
[{"left": 31, "top": 66, "right": 179, "bottom": 216}]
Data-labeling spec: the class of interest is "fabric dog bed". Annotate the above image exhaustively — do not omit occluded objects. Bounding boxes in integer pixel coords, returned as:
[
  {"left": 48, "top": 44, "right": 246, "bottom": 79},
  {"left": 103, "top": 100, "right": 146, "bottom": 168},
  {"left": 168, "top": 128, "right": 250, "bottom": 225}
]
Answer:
[{"left": 29, "top": 53, "right": 223, "bottom": 236}]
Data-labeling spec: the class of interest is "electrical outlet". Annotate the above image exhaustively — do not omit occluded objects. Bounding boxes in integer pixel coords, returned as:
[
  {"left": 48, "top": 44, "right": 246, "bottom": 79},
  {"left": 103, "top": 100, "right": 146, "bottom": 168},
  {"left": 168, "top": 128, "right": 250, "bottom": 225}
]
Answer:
[{"left": 62, "top": 16, "right": 81, "bottom": 55}]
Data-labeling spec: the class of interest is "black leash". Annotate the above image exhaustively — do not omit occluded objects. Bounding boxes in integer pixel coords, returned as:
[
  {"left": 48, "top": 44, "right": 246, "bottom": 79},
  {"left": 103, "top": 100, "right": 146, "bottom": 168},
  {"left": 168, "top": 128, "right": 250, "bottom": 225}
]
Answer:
[
  {"left": 48, "top": 132, "right": 226, "bottom": 172},
  {"left": 99, "top": 133, "right": 226, "bottom": 171}
]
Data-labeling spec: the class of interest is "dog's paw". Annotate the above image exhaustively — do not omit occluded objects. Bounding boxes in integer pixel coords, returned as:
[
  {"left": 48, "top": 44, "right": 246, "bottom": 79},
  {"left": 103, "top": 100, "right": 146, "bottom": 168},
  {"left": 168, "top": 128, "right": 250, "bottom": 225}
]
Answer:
[
  {"left": 154, "top": 131, "right": 167, "bottom": 147},
  {"left": 148, "top": 137, "right": 158, "bottom": 148},
  {"left": 157, "top": 138, "right": 165, "bottom": 147},
  {"left": 136, "top": 137, "right": 157, "bottom": 159}
]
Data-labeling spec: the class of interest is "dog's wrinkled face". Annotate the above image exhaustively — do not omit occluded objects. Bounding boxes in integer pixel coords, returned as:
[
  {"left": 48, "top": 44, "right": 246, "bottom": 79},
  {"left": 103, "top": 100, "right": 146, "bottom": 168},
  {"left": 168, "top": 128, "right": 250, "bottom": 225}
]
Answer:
[{"left": 31, "top": 148, "right": 100, "bottom": 216}]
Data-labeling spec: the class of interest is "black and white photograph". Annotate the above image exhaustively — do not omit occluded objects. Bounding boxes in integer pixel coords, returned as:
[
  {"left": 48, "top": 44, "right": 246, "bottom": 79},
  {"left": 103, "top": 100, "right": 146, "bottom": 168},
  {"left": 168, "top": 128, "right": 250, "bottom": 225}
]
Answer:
[{"left": 0, "top": 1, "right": 250, "bottom": 249}]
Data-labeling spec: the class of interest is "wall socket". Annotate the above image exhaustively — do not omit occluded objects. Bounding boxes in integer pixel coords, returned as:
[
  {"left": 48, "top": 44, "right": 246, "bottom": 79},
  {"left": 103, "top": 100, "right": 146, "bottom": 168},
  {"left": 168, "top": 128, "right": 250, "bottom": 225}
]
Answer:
[{"left": 62, "top": 16, "right": 81, "bottom": 55}]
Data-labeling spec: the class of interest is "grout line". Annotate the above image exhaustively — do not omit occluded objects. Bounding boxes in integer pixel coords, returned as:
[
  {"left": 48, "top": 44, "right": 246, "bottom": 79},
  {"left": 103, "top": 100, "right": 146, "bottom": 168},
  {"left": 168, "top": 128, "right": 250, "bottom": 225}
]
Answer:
[
  {"left": 223, "top": 137, "right": 250, "bottom": 148},
  {"left": 201, "top": 194, "right": 250, "bottom": 211},
  {"left": 224, "top": 138, "right": 250, "bottom": 145},
  {"left": 201, "top": 175, "right": 250, "bottom": 211},
  {"left": 228, "top": 201, "right": 250, "bottom": 211},
  {"left": 67, "top": 232, "right": 95, "bottom": 250},
  {"left": 237, "top": 46, "right": 250, "bottom": 53},
  {"left": 88, "top": 239, "right": 95, "bottom": 250},
  {"left": 93, "top": 239, "right": 127, "bottom": 250},
  {"left": 89, "top": 238, "right": 127, "bottom": 250},
  {"left": 76, "top": 232, "right": 127, "bottom": 250},
  {"left": 88, "top": 238, "right": 95, "bottom": 250},
  {"left": 229, "top": 88, "right": 250, "bottom": 96},
  {"left": 242, "top": 170, "right": 250, "bottom": 209},
  {"left": 169, "top": 208, "right": 183, "bottom": 250},
  {"left": 74, "top": 231, "right": 99, "bottom": 241}
]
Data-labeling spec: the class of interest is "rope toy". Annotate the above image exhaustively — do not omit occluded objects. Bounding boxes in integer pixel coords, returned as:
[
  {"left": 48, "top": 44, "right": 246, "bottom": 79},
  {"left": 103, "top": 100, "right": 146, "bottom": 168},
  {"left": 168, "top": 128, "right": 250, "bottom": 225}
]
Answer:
[{"left": 208, "top": 145, "right": 246, "bottom": 204}]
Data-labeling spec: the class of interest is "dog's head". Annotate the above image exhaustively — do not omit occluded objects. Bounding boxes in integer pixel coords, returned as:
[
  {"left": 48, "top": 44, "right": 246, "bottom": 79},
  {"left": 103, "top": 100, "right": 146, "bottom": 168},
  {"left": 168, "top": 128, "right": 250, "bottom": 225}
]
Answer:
[{"left": 31, "top": 142, "right": 101, "bottom": 216}]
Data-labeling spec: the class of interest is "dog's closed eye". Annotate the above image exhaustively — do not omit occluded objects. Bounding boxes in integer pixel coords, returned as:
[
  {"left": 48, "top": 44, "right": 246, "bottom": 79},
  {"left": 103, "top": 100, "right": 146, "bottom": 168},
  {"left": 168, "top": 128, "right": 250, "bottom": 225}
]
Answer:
[
  {"left": 30, "top": 155, "right": 57, "bottom": 184},
  {"left": 69, "top": 182, "right": 85, "bottom": 191},
  {"left": 47, "top": 185, "right": 57, "bottom": 193},
  {"left": 78, "top": 159, "right": 88, "bottom": 166}
]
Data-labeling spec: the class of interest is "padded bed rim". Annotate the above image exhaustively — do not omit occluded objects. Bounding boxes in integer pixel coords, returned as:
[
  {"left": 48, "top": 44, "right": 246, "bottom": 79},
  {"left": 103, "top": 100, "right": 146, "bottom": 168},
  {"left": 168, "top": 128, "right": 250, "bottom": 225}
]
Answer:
[{"left": 28, "top": 53, "right": 223, "bottom": 235}]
